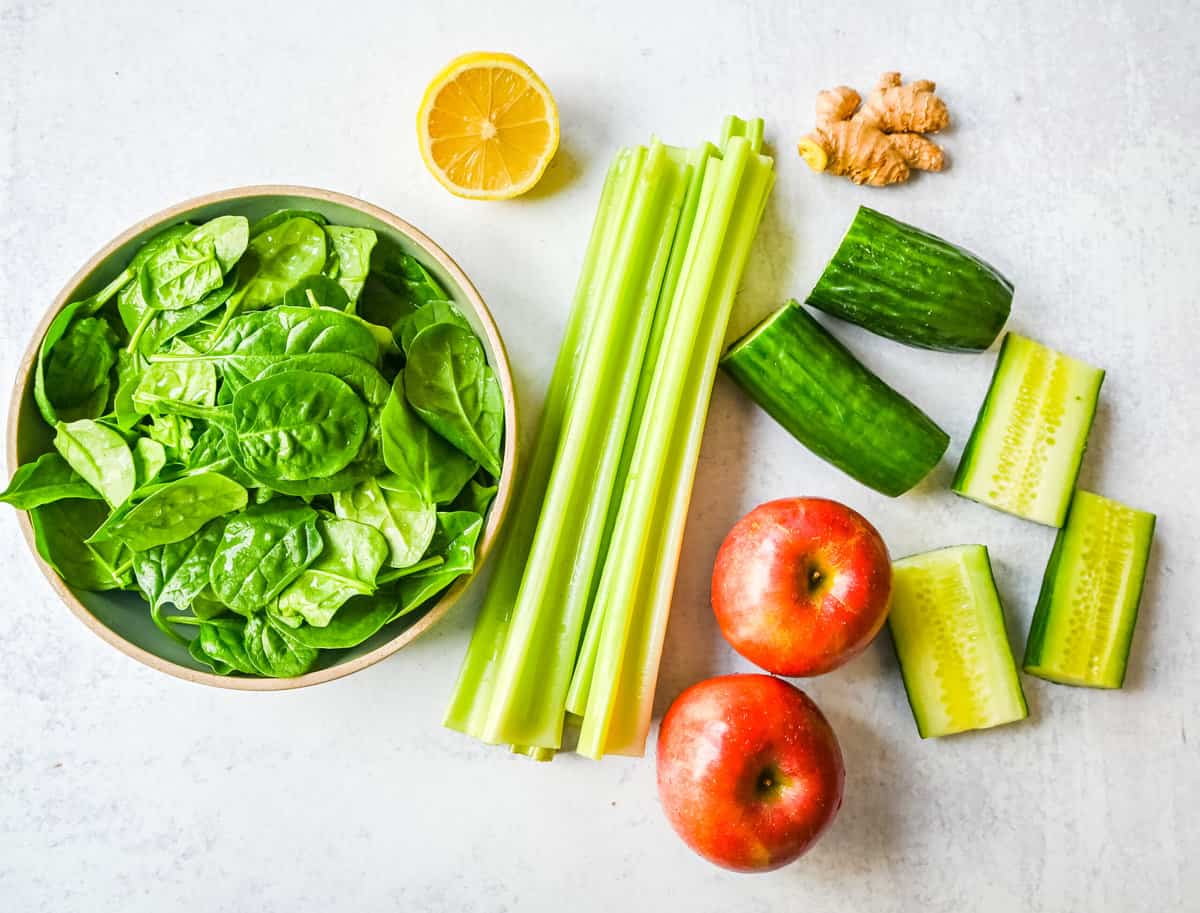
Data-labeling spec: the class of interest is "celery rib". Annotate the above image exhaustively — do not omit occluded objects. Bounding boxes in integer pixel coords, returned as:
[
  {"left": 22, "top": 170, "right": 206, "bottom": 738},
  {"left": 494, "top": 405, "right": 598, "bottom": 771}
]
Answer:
[
  {"left": 443, "top": 149, "right": 639, "bottom": 737},
  {"left": 480, "top": 142, "right": 689, "bottom": 749},
  {"left": 564, "top": 142, "right": 718, "bottom": 717},
  {"left": 604, "top": 150, "right": 774, "bottom": 756},
  {"left": 446, "top": 118, "right": 774, "bottom": 763},
  {"left": 575, "top": 137, "right": 756, "bottom": 759}
]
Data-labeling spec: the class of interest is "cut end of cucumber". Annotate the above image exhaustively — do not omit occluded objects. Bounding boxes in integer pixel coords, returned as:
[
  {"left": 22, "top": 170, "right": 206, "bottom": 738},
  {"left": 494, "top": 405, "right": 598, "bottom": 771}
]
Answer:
[
  {"left": 721, "top": 298, "right": 799, "bottom": 362},
  {"left": 889, "top": 544, "right": 1028, "bottom": 738},
  {"left": 953, "top": 333, "right": 1104, "bottom": 528},
  {"left": 1023, "top": 490, "right": 1155, "bottom": 689}
]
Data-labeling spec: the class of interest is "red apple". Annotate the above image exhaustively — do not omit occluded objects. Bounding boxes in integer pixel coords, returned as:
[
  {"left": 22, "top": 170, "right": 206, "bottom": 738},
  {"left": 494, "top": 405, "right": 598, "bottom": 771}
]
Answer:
[
  {"left": 656, "top": 674, "right": 844, "bottom": 872},
  {"left": 712, "top": 497, "right": 891, "bottom": 677}
]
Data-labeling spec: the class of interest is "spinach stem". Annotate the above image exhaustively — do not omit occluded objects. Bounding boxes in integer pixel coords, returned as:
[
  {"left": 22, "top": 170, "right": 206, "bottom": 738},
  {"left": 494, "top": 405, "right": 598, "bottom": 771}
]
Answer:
[{"left": 126, "top": 305, "right": 157, "bottom": 355}]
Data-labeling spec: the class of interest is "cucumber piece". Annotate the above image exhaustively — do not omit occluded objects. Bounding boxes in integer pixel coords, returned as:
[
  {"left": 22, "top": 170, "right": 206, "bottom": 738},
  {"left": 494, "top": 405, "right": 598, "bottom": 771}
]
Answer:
[
  {"left": 806, "top": 207, "right": 1013, "bottom": 352},
  {"left": 888, "top": 545, "right": 1028, "bottom": 738},
  {"left": 1024, "top": 490, "right": 1155, "bottom": 688},
  {"left": 721, "top": 300, "right": 948, "bottom": 496},
  {"left": 953, "top": 333, "right": 1104, "bottom": 527}
]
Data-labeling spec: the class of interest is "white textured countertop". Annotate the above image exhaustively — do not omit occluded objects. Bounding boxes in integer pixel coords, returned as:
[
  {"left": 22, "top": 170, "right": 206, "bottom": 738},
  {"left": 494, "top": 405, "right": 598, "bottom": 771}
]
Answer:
[{"left": 2, "top": 1, "right": 1197, "bottom": 910}]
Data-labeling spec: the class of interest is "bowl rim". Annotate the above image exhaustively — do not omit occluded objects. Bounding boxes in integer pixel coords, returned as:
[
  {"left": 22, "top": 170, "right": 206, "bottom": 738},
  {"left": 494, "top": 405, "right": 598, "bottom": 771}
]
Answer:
[{"left": 7, "top": 184, "right": 518, "bottom": 691}]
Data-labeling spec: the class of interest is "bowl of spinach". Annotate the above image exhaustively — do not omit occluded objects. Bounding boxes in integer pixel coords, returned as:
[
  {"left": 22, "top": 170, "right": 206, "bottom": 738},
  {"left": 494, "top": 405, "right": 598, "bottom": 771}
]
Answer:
[{"left": 4, "top": 186, "right": 516, "bottom": 688}]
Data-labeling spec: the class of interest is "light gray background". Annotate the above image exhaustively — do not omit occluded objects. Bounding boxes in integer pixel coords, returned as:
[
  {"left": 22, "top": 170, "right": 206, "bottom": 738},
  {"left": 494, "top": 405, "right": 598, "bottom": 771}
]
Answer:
[{"left": 2, "top": 1, "right": 1197, "bottom": 910}]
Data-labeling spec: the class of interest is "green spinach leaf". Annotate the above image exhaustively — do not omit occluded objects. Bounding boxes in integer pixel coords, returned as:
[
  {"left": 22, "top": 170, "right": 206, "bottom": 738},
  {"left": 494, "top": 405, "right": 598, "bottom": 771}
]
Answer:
[
  {"left": 34, "top": 262, "right": 133, "bottom": 419},
  {"left": 254, "top": 353, "right": 389, "bottom": 408},
  {"left": 111, "top": 350, "right": 147, "bottom": 430},
  {"left": 397, "top": 300, "right": 468, "bottom": 355},
  {"left": 136, "top": 216, "right": 247, "bottom": 314},
  {"left": 133, "top": 437, "right": 167, "bottom": 487},
  {"left": 43, "top": 316, "right": 118, "bottom": 408},
  {"left": 393, "top": 510, "right": 483, "bottom": 616},
  {"left": 189, "top": 636, "right": 232, "bottom": 674},
  {"left": 243, "top": 613, "right": 319, "bottom": 677},
  {"left": 173, "top": 424, "right": 234, "bottom": 475},
  {"left": 137, "top": 215, "right": 244, "bottom": 316},
  {"left": 53, "top": 419, "right": 136, "bottom": 507},
  {"left": 371, "top": 242, "right": 448, "bottom": 306},
  {"left": 190, "top": 588, "right": 228, "bottom": 620},
  {"left": 228, "top": 371, "right": 368, "bottom": 483},
  {"left": 146, "top": 414, "right": 196, "bottom": 461},
  {"left": 323, "top": 225, "right": 377, "bottom": 305},
  {"left": 281, "top": 275, "right": 350, "bottom": 311},
  {"left": 332, "top": 478, "right": 435, "bottom": 568},
  {"left": 274, "top": 517, "right": 388, "bottom": 628},
  {"left": 189, "top": 616, "right": 257, "bottom": 674},
  {"left": 356, "top": 241, "right": 445, "bottom": 330},
  {"left": 231, "top": 216, "right": 328, "bottom": 311},
  {"left": 36, "top": 306, "right": 120, "bottom": 425},
  {"left": 250, "top": 209, "right": 328, "bottom": 238},
  {"left": 208, "top": 502, "right": 323, "bottom": 615},
  {"left": 453, "top": 477, "right": 498, "bottom": 516},
  {"left": 31, "top": 499, "right": 131, "bottom": 591},
  {"left": 150, "top": 305, "right": 380, "bottom": 381},
  {"left": 187, "top": 215, "right": 251, "bottom": 273},
  {"left": 283, "top": 595, "right": 400, "bottom": 650},
  {"left": 132, "top": 519, "right": 225, "bottom": 613},
  {"left": 99, "top": 472, "right": 248, "bottom": 551},
  {"left": 117, "top": 223, "right": 196, "bottom": 334},
  {"left": 132, "top": 358, "right": 217, "bottom": 415},
  {"left": 132, "top": 274, "right": 237, "bottom": 356},
  {"left": 139, "top": 237, "right": 223, "bottom": 312},
  {"left": 404, "top": 323, "right": 503, "bottom": 476},
  {"left": 379, "top": 374, "right": 476, "bottom": 504},
  {"left": 0, "top": 452, "right": 102, "bottom": 509}
]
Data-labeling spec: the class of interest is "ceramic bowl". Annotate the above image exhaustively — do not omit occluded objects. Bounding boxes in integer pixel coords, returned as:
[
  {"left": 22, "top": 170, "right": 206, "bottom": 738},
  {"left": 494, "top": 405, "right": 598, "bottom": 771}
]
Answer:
[{"left": 7, "top": 185, "right": 517, "bottom": 690}]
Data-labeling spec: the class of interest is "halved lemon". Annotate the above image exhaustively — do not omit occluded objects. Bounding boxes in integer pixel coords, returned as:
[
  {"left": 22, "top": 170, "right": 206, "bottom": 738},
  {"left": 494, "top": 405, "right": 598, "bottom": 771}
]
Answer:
[{"left": 417, "top": 52, "right": 560, "bottom": 201}]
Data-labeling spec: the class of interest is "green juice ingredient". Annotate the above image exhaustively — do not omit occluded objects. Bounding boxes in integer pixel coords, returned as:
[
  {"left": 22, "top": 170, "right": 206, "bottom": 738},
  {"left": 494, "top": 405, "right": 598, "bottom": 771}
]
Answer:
[
  {"left": 721, "top": 299, "right": 949, "bottom": 496},
  {"left": 2, "top": 209, "right": 504, "bottom": 678},
  {"left": 1024, "top": 490, "right": 1155, "bottom": 688},
  {"left": 953, "top": 332, "right": 1104, "bottom": 527},
  {"left": 888, "top": 545, "right": 1028, "bottom": 738},
  {"left": 445, "top": 116, "right": 774, "bottom": 759}
]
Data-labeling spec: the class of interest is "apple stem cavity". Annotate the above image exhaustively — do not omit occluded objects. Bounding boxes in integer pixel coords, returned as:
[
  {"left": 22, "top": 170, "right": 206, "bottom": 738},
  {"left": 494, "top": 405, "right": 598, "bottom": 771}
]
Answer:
[
  {"left": 755, "top": 764, "right": 787, "bottom": 800},
  {"left": 807, "top": 565, "right": 825, "bottom": 593}
]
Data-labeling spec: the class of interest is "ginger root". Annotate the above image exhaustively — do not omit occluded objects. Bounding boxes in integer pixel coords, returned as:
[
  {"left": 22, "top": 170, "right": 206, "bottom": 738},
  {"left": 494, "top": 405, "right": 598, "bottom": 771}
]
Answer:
[{"left": 798, "top": 72, "right": 949, "bottom": 186}]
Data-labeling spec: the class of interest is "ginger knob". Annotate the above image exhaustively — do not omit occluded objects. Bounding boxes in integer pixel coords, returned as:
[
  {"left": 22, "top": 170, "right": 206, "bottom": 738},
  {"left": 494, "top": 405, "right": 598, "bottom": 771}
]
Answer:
[{"left": 798, "top": 72, "right": 950, "bottom": 186}]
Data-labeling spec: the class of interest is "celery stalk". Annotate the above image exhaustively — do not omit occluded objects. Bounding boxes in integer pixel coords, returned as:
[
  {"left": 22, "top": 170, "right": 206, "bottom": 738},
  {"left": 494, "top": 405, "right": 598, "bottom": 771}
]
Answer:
[
  {"left": 604, "top": 151, "right": 774, "bottom": 757},
  {"left": 574, "top": 137, "right": 755, "bottom": 759},
  {"left": 447, "top": 119, "right": 774, "bottom": 762},
  {"left": 480, "top": 142, "right": 689, "bottom": 749},
  {"left": 511, "top": 745, "right": 556, "bottom": 762},
  {"left": 551, "top": 144, "right": 692, "bottom": 721},
  {"left": 746, "top": 119, "right": 765, "bottom": 154},
  {"left": 443, "top": 148, "right": 642, "bottom": 737},
  {"left": 564, "top": 142, "right": 719, "bottom": 717},
  {"left": 721, "top": 115, "right": 765, "bottom": 155}
]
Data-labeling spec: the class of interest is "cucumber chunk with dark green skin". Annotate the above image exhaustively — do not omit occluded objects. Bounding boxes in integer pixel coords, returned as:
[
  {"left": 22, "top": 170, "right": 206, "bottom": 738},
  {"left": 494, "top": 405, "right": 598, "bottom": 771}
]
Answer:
[
  {"left": 889, "top": 545, "right": 1028, "bottom": 738},
  {"left": 953, "top": 333, "right": 1104, "bottom": 527},
  {"left": 1024, "top": 490, "right": 1155, "bottom": 688},
  {"left": 721, "top": 300, "right": 949, "bottom": 497},
  {"left": 806, "top": 206, "right": 1013, "bottom": 352}
]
